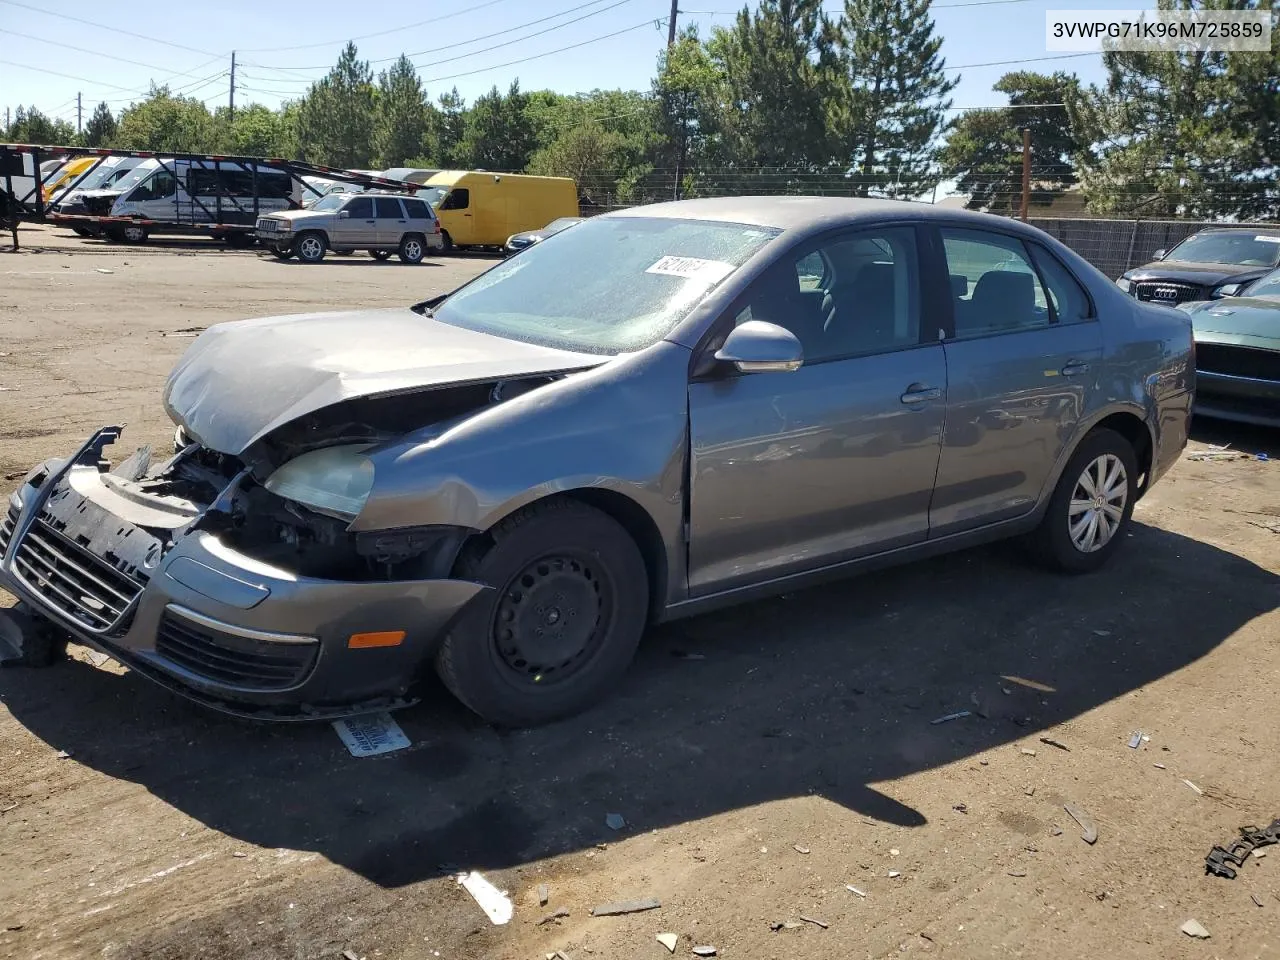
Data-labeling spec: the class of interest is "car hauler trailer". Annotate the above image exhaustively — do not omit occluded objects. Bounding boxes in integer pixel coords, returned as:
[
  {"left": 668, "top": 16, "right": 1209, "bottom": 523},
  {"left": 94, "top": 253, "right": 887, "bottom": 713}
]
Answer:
[{"left": 1, "top": 144, "right": 422, "bottom": 248}]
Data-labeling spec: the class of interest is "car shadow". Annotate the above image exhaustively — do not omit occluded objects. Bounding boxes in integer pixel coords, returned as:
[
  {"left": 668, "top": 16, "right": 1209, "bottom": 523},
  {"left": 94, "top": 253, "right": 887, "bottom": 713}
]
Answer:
[
  {"left": 1, "top": 521, "right": 1272, "bottom": 888},
  {"left": 1190, "top": 415, "right": 1280, "bottom": 459},
  {"left": 265, "top": 257, "right": 445, "bottom": 268}
]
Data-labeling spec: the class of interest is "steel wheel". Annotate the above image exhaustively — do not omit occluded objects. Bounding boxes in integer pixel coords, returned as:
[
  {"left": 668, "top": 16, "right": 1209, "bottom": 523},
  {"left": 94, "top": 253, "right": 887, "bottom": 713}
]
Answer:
[
  {"left": 1068, "top": 453, "right": 1128, "bottom": 553},
  {"left": 490, "top": 552, "right": 610, "bottom": 687}
]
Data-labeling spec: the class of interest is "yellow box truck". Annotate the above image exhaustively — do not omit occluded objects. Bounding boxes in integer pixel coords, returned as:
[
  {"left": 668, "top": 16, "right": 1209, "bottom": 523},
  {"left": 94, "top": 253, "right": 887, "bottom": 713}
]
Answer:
[{"left": 419, "top": 171, "right": 578, "bottom": 251}]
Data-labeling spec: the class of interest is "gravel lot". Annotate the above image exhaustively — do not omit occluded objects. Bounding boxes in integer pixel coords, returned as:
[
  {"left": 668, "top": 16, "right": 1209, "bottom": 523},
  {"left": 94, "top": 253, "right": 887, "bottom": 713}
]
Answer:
[{"left": 2, "top": 223, "right": 1279, "bottom": 960}]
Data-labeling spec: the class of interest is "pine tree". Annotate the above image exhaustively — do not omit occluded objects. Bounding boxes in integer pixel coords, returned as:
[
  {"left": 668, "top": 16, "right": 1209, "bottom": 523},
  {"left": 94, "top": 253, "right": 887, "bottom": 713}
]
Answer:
[
  {"left": 82, "top": 102, "right": 118, "bottom": 147},
  {"left": 458, "top": 81, "right": 536, "bottom": 171},
  {"left": 432, "top": 88, "right": 467, "bottom": 166},
  {"left": 653, "top": 26, "right": 725, "bottom": 198},
  {"left": 375, "top": 55, "right": 430, "bottom": 167},
  {"left": 296, "top": 42, "right": 376, "bottom": 168},
  {"left": 832, "top": 0, "right": 957, "bottom": 199}
]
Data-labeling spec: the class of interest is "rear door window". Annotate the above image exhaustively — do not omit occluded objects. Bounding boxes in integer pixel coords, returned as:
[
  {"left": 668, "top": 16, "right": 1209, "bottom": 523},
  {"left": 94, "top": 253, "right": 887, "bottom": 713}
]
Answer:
[
  {"left": 374, "top": 197, "right": 404, "bottom": 219},
  {"left": 941, "top": 229, "right": 1052, "bottom": 339}
]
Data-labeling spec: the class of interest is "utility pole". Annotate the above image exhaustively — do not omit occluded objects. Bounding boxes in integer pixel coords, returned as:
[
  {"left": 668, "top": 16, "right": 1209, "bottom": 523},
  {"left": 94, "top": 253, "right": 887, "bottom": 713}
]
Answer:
[
  {"left": 3, "top": 107, "right": 9, "bottom": 131},
  {"left": 76, "top": 92, "right": 82, "bottom": 135},
  {"left": 229, "top": 51, "right": 236, "bottom": 123},
  {"left": 1020, "top": 127, "right": 1031, "bottom": 222},
  {"left": 667, "top": 0, "right": 679, "bottom": 46}
]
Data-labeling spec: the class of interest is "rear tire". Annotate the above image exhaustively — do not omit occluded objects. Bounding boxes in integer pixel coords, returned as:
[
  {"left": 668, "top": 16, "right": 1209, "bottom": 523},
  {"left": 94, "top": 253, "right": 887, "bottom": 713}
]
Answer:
[
  {"left": 72, "top": 226, "right": 93, "bottom": 238},
  {"left": 1028, "top": 428, "right": 1137, "bottom": 574},
  {"left": 435, "top": 499, "right": 649, "bottom": 727},
  {"left": 295, "top": 231, "right": 326, "bottom": 263},
  {"left": 223, "top": 232, "right": 255, "bottom": 249},
  {"left": 398, "top": 234, "right": 426, "bottom": 264},
  {"left": 440, "top": 230, "right": 454, "bottom": 253},
  {"left": 370, "top": 250, "right": 392, "bottom": 261}
]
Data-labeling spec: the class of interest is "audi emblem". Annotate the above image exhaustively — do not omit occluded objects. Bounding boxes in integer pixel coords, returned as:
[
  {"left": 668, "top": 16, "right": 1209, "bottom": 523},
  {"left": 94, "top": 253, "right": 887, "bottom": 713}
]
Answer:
[{"left": 1152, "top": 286, "right": 1179, "bottom": 301}]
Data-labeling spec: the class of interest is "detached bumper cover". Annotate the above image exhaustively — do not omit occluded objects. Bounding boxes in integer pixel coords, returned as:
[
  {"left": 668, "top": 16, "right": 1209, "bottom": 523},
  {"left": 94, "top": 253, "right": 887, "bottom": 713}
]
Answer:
[{"left": 0, "top": 428, "right": 489, "bottom": 720}]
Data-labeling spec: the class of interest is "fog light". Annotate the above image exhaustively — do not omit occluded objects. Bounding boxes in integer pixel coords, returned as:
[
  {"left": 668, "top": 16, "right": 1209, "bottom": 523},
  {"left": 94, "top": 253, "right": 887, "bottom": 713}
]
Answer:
[{"left": 348, "top": 631, "right": 406, "bottom": 649}]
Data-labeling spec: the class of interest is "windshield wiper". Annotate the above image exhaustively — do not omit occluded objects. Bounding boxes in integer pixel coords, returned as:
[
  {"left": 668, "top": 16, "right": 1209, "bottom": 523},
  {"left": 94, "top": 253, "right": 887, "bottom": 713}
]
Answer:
[{"left": 411, "top": 293, "right": 449, "bottom": 316}]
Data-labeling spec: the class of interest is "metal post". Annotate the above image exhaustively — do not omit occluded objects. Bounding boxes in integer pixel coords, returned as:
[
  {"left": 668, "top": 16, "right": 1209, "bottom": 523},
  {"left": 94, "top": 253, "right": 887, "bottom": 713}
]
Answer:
[
  {"left": 668, "top": 0, "right": 679, "bottom": 46},
  {"left": 77, "top": 93, "right": 82, "bottom": 135},
  {"left": 1020, "top": 128, "right": 1030, "bottom": 222},
  {"left": 1124, "top": 219, "right": 1140, "bottom": 272}
]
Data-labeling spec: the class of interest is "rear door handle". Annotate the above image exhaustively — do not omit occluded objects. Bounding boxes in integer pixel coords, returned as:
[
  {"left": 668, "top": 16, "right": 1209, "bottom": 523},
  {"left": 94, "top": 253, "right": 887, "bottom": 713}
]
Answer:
[
  {"left": 1061, "top": 360, "right": 1090, "bottom": 376},
  {"left": 901, "top": 385, "right": 942, "bottom": 404}
]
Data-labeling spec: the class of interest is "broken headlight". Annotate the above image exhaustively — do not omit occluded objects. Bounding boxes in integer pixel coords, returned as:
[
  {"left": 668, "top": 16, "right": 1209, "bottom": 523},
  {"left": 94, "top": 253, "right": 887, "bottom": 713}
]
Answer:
[{"left": 263, "top": 445, "right": 374, "bottom": 520}]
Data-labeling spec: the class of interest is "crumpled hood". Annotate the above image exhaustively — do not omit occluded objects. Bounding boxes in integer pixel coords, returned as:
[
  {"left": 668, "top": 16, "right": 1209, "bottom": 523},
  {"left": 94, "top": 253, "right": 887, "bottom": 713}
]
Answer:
[{"left": 163, "top": 308, "right": 606, "bottom": 455}]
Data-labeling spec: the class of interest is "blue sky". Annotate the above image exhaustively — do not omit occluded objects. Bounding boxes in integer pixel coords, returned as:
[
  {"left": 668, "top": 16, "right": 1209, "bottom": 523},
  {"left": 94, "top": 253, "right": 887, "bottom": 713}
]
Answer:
[{"left": 0, "top": 0, "right": 1115, "bottom": 129}]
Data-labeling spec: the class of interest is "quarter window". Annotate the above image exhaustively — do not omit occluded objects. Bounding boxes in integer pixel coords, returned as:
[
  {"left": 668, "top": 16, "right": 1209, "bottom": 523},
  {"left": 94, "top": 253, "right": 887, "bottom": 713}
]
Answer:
[
  {"left": 402, "top": 198, "right": 430, "bottom": 218},
  {"left": 942, "top": 229, "right": 1051, "bottom": 338},
  {"left": 1028, "top": 243, "right": 1094, "bottom": 322}
]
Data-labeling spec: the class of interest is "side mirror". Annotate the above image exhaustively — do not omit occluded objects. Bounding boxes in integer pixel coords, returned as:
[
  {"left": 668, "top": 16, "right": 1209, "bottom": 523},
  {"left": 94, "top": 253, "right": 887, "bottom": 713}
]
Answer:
[
  {"left": 337, "top": 210, "right": 350, "bottom": 219},
  {"left": 714, "top": 320, "right": 804, "bottom": 374},
  {"left": 1152, "top": 248, "right": 1166, "bottom": 260}
]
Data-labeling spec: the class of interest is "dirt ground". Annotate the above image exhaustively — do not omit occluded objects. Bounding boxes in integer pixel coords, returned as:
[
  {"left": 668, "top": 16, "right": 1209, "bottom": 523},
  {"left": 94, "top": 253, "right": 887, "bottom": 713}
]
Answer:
[{"left": 1, "top": 222, "right": 1279, "bottom": 960}]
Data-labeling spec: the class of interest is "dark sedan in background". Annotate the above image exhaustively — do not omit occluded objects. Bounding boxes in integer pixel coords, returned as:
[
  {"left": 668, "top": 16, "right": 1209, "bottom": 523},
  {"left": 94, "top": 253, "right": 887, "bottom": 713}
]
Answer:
[
  {"left": 1181, "top": 267, "right": 1280, "bottom": 427},
  {"left": 1117, "top": 227, "right": 1280, "bottom": 306},
  {"left": 504, "top": 216, "right": 584, "bottom": 254}
]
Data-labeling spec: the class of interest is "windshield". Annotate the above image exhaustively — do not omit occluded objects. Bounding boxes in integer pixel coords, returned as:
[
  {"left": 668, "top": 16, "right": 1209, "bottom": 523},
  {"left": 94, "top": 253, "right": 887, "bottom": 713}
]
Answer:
[
  {"left": 67, "top": 160, "right": 133, "bottom": 192},
  {"left": 1244, "top": 268, "right": 1280, "bottom": 299},
  {"left": 419, "top": 185, "right": 449, "bottom": 207},
  {"left": 1165, "top": 232, "right": 1280, "bottom": 267},
  {"left": 431, "top": 216, "right": 780, "bottom": 355},
  {"left": 107, "top": 162, "right": 158, "bottom": 195},
  {"left": 309, "top": 194, "right": 347, "bottom": 212}
]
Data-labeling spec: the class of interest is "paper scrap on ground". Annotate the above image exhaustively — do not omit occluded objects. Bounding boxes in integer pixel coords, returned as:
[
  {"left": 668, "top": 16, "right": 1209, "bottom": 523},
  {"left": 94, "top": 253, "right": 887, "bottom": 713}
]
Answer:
[
  {"left": 645, "top": 256, "right": 735, "bottom": 285},
  {"left": 456, "top": 871, "right": 513, "bottom": 925},
  {"left": 656, "top": 933, "right": 678, "bottom": 953},
  {"left": 332, "top": 713, "right": 412, "bottom": 758}
]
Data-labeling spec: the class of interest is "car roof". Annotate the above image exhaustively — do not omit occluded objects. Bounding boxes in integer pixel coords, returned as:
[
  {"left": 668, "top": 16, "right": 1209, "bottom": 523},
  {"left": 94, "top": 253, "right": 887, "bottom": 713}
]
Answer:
[
  {"left": 1186, "top": 225, "right": 1280, "bottom": 235},
  {"left": 602, "top": 195, "right": 1048, "bottom": 237}
]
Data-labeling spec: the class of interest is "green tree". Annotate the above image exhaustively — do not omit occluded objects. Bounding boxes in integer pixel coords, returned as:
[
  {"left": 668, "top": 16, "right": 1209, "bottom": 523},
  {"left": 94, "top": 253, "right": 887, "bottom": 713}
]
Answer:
[
  {"left": 82, "top": 102, "right": 118, "bottom": 148},
  {"left": 112, "top": 88, "right": 216, "bottom": 151},
  {"left": 212, "top": 103, "right": 288, "bottom": 156},
  {"left": 1071, "top": 0, "right": 1280, "bottom": 219},
  {"left": 431, "top": 88, "right": 467, "bottom": 166},
  {"left": 653, "top": 26, "right": 725, "bottom": 198},
  {"left": 528, "top": 122, "right": 622, "bottom": 201},
  {"left": 941, "top": 71, "right": 1082, "bottom": 211},
  {"left": 375, "top": 55, "right": 431, "bottom": 167},
  {"left": 831, "top": 0, "right": 957, "bottom": 199},
  {"left": 707, "top": 0, "right": 839, "bottom": 174},
  {"left": 296, "top": 42, "right": 377, "bottom": 168},
  {"left": 7, "top": 106, "right": 76, "bottom": 145},
  {"left": 458, "top": 81, "right": 537, "bottom": 171}
]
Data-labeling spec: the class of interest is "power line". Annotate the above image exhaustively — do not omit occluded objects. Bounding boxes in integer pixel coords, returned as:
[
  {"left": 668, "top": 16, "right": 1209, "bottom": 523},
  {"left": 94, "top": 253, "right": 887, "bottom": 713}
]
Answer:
[
  {"left": 421, "top": 18, "right": 666, "bottom": 84},
  {"left": 0, "top": 0, "right": 221, "bottom": 57},
  {"left": 0, "top": 28, "right": 223, "bottom": 80},
  {"left": 0, "top": 59, "right": 144, "bottom": 93},
  {"left": 239, "top": 0, "right": 521, "bottom": 53}
]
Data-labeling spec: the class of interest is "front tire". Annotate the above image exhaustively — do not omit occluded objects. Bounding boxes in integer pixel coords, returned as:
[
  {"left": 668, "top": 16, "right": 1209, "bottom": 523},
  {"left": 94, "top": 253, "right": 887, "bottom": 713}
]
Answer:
[
  {"left": 436, "top": 499, "right": 649, "bottom": 727},
  {"left": 398, "top": 234, "right": 426, "bottom": 264},
  {"left": 270, "top": 243, "right": 293, "bottom": 260},
  {"left": 1029, "top": 428, "right": 1137, "bottom": 573},
  {"left": 295, "top": 231, "right": 326, "bottom": 263}
]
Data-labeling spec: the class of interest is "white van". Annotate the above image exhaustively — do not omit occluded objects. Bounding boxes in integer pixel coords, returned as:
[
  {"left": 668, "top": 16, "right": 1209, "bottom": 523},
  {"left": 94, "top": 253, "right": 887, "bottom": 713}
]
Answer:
[
  {"left": 80, "top": 158, "right": 299, "bottom": 242},
  {"left": 50, "top": 156, "right": 145, "bottom": 210}
]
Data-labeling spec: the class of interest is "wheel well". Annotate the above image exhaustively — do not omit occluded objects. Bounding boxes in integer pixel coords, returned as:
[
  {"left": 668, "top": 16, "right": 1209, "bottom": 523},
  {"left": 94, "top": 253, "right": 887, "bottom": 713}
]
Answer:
[
  {"left": 460, "top": 490, "right": 668, "bottom": 622},
  {"left": 1090, "top": 412, "right": 1153, "bottom": 494}
]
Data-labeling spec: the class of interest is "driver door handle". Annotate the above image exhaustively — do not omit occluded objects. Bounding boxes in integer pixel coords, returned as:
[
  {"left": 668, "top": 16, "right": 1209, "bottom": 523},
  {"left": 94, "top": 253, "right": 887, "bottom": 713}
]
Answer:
[
  {"left": 901, "top": 384, "right": 942, "bottom": 404},
  {"left": 1061, "top": 360, "right": 1090, "bottom": 377}
]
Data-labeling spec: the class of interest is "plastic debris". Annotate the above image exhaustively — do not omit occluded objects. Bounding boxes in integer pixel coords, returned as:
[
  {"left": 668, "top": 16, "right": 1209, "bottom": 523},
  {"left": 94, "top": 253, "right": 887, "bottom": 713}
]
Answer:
[
  {"left": 537, "top": 883, "right": 550, "bottom": 906},
  {"left": 605, "top": 813, "right": 626, "bottom": 831},
  {"left": 1039, "top": 737, "right": 1070, "bottom": 752},
  {"left": 931, "top": 710, "right": 971, "bottom": 725},
  {"left": 1253, "top": 894, "right": 1265, "bottom": 908},
  {"left": 1183, "top": 779, "right": 1203, "bottom": 796},
  {"left": 95, "top": 267, "right": 114, "bottom": 274},
  {"left": 232, "top": 851, "right": 247, "bottom": 859},
  {"left": 656, "top": 933, "right": 678, "bottom": 953},
  {"left": 1064, "top": 804, "right": 1098, "bottom": 844},
  {"left": 793, "top": 844, "right": 810, "bottom": 855},
  {"left": 799, "top": 915, "right": 829, "bottom": 929},
  {"left": 1128, "top": 731, "right": 1143, "bottom": 749},
  {"left": 455, "top": 871, "right": 513, "bottom": 925},
  {"left": 953, "top": 803, "right": 968, "bottom": 813},
  {"left": 590, "top": 898, "right": 660, "bottom": 917},
  {"left": 1025, "top": 786, "right": 1036, "bottom": 797},
  {"left": 888, "top": 870, "right": 901, "bottom": 878},
  {"left": 332, "top": 713, "right": 411, "bottom": 758},
  {"left": 343, "top": 951, "right": 360, "bottom": 960},
  {"left": 890, "top": 848, "right": 900, "bottom": 857},
  {"left": 1180, "top": 919, "right": 1211, "bottom": 939},
  {"left": 846, "top": 885, "right": 867, "bottom": 897},
  {"left": 55, "top": 750, "right": 71, "bottom": 759},
  {"left": 1153, "top": 763, "right": 1166, "bottom": 769},
  {"left": 692, "top": 947, "right": 718, "bottom": 957}
]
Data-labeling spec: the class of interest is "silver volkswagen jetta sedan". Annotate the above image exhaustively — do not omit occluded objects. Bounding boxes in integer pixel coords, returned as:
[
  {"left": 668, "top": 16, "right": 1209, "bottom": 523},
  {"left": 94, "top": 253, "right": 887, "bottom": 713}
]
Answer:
[{"left": 0, "top": 198, "right": 1193, "bottom": 726}]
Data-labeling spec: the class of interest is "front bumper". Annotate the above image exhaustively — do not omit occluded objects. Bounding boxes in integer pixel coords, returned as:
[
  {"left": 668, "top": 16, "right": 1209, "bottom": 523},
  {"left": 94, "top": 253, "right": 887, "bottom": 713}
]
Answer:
[
  {"left": 1195, "top": 371, "right": 1280, "bottom": 427},
  {"left": 0, "top": 428, "right": 488, "bottom": 720}
]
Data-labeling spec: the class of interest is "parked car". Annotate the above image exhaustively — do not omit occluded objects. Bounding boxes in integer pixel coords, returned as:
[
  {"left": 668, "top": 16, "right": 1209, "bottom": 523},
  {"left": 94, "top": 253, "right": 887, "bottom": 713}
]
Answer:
[
  {"left": 50, "top": 157, "right": 146, "bottom": 234},
  {"left": 1179, "top": 267, "right": 1280, "bottom": 426},
  {"left": 256, "top": 191, "right": 443, "bottom": 263},
  {"left": 40, "top": 157, "right": 99, "bottom": 201},
  {"left": 504, "top": 216, "right": 584, "bottom": 254},
  {"left": 419, "top": 170, "right": 578, "bottom": 250},
  {"left": 381, "top": 167, "right": 441, "bottom": 185},
  {"left": 300, "top": 176, "right": 366, "bottom": 206},
  {"left": 0, "top": 198, "right": 1192, "bottom": 726},
  {"left": 1116, "top": 227, "right": 1280, "bottom": 305}
]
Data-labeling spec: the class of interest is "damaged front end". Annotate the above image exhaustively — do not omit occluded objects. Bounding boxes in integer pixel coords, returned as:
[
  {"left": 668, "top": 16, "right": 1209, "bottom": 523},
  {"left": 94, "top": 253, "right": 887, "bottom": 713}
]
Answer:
[{"left": 0, "top": 423, "right": 490, "bottom": 720}]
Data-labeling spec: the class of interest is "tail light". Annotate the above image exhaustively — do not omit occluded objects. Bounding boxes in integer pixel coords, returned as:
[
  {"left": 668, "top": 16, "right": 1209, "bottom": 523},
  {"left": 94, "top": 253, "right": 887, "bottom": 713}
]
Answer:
[{"left": 433, "top": 219, "right": 441, "bottom": 234}]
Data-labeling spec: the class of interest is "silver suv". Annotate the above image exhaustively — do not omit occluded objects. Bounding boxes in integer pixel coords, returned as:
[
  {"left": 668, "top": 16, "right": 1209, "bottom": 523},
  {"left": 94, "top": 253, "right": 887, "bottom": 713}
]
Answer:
[{"left": 256, "top": 192, "right": 444, "bottom": 264}]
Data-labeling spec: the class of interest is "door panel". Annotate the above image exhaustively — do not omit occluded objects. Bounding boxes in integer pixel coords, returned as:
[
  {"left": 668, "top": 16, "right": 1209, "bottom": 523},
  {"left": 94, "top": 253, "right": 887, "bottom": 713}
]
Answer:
[
  {"left": 341, "top": 196, "right": 377, "bottom": 245},
  {"left": 688, "top": 346, "right": 948, "bottom": 593},
  {"left": 930, "top": 228, "right": 1104, "bottom": 536},
  {"left": 373, "top": 196, "right": 406, "bottom": 245}
]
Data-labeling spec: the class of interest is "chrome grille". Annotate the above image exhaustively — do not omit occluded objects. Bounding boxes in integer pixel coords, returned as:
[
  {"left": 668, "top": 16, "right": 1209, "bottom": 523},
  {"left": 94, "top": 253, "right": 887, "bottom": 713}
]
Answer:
[
  {"left": 1133, "top": 281, "right": 1203, "bottom": 305},
  {"left": 156, "top": 611, "right": 317, "bottom": 691},
  {"left": 256, "top": 218, "right": 278, "bottom": 232},
  {"left": 0, "top": 505, "right": 16, "bottom": 559},
  {"left": 12, "top": 520, "right": 143, "bottom": 633}
]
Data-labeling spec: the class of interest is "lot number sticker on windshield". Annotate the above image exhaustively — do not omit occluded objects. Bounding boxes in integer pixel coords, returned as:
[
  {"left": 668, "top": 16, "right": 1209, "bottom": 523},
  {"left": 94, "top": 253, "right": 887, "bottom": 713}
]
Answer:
[{"left": 646, "top": 256, "right": 735, "bottom": 285}]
